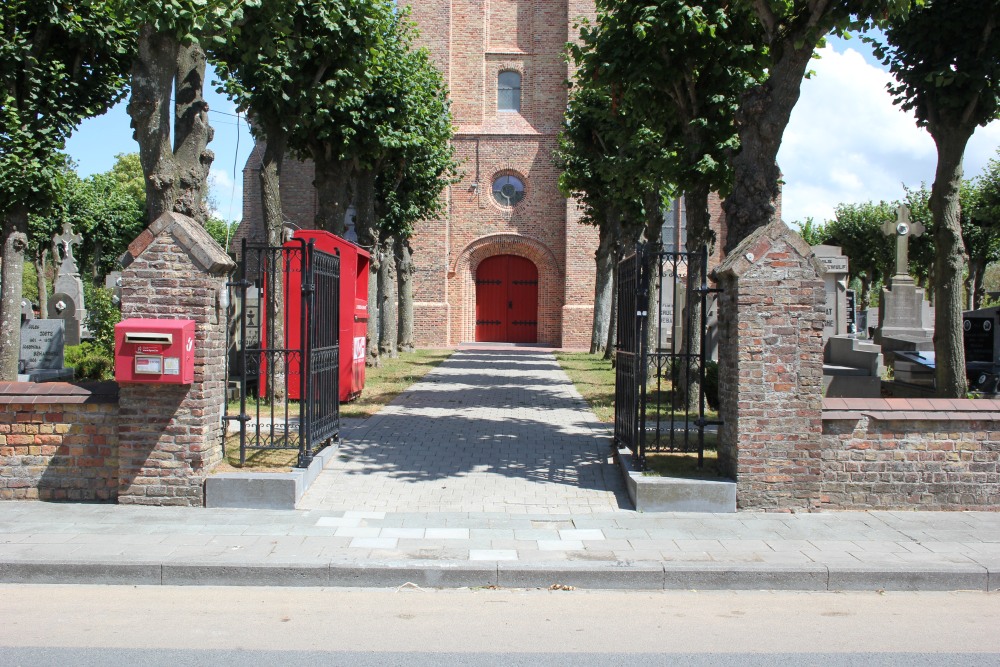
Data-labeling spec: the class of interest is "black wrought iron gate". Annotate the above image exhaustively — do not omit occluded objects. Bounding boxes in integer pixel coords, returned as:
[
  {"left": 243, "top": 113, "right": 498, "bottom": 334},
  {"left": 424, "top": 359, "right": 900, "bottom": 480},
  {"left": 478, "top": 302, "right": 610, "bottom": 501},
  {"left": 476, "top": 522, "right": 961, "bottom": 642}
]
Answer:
[
  {"left": 224, "top": 237, "right": 340, "bottom": 468},
  {"left": 613, "top": 244, "right": 721, "bottom": 470}
]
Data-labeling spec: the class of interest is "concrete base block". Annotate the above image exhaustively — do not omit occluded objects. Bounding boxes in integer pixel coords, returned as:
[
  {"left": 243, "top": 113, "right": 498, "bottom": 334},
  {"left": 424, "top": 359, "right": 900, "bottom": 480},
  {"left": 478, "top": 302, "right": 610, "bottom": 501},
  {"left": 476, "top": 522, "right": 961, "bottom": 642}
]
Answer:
[
  {"left": 162, "top": 562, "right": 329, "bottom": 586},
  {"left": 662, "top": 563, "right": 828, "bottom": 591},
  {"left": 0, "top": 560, "right": 161, "bottom": 585},
  {"left": 329, "top": 561, "right": 497, "bottom": 588},
  {"left": 497, "top": 561, "right": 664, "bottom": 590},
  {"left": 616, "top": 448, "right": 736, "bottom": 513},
  {"left": 827, "top": 564, "right": 988, "bottom": 592},
  {"left": 204, "top": 444, "right": 336, "bottom": 509}
]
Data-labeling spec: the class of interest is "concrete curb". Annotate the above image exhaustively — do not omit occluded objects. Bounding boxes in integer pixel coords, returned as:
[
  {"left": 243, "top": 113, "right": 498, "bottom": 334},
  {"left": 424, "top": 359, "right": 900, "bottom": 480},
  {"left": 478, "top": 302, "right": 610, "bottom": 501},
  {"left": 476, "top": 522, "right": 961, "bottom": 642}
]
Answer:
[
  {"left": 0, "top": 558, "right": 993, "bottom": 592},
  {"left": 616, "top": 448, "right": 736, "bottom": 513},
  {"left": 204, "top": 445, "right": 337, "bottom": 510}
]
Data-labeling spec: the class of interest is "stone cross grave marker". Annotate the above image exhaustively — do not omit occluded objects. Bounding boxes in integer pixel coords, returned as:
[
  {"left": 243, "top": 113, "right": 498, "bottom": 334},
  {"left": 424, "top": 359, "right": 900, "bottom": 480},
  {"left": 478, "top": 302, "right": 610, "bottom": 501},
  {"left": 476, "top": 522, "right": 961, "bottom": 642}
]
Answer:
[
  {"left": 881, "top": 204, "right": 925, "bottom": 282},
  {"left": 50, "top": 221, "right": 87, "bottom": 345}
]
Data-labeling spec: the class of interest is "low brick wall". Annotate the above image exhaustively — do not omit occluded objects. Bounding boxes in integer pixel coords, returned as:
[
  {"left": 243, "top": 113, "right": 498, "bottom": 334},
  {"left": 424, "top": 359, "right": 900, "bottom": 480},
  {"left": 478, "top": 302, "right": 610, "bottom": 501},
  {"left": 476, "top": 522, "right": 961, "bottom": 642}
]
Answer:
[
  {"left": 0, "top": 382, "right": 119, "bottom": 501},
  {"left": 820, "top": 398, "right": 1000, "bottom": 511}
]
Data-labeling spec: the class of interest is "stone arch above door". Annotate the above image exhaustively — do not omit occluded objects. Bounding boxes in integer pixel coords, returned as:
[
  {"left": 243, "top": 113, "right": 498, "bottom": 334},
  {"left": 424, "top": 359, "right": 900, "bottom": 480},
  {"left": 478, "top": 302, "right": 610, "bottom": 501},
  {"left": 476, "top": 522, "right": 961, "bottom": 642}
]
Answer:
[{"left": 451, "top": 233, "right": 563, "bottom": 345}]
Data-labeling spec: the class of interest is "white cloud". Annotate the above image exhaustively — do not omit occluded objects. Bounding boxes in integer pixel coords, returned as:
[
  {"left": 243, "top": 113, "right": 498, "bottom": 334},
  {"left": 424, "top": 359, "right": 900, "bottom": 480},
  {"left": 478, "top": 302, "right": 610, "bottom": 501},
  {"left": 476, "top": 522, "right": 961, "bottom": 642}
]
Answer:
[
  {"left": 208, "top": 168, "right": 238, "bottom": 220},
  {"left": 778, "top": 43, "right": 1000, "bottom": 224}
]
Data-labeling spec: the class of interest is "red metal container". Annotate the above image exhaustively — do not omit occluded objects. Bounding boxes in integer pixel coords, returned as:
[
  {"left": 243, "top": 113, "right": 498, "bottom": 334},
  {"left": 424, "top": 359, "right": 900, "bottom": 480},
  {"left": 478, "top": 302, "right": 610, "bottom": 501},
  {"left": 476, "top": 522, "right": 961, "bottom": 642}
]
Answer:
[{"left": 282, "top": 231, "right": 369, "bottom": 402}]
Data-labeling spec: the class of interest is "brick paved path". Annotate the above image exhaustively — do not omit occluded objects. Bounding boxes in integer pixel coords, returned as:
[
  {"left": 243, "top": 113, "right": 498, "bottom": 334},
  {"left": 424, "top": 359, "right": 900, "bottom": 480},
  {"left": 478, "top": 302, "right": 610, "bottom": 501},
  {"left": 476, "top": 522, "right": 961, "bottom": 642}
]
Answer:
[{"left": 298, "top": 348, "right": 630, "bottom": 513}]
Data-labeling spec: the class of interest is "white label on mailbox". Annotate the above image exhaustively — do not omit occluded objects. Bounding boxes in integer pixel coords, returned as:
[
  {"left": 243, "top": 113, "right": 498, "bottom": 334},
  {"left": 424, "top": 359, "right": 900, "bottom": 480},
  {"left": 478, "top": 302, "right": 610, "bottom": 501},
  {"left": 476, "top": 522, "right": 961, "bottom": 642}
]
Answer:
[
  {"left": 164, "top": 357, "right": 180, "bottom": 375},
  {"left": 353, "top": 336, "right": 366, "bottom": 362},
  {"left": 135, "top": 355, "right": 162, "bottom": 374}
]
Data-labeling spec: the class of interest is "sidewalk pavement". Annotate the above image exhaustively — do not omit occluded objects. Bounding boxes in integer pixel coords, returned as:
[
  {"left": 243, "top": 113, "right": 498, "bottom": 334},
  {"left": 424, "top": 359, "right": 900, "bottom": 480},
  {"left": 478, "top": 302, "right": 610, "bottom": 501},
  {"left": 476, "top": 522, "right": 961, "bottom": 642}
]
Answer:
[
  {"left": 0, "top": 502, "right": 998, "bottom": 591},
  {"left": 1, "top": 347, "right": 998, "bottom": 591}
]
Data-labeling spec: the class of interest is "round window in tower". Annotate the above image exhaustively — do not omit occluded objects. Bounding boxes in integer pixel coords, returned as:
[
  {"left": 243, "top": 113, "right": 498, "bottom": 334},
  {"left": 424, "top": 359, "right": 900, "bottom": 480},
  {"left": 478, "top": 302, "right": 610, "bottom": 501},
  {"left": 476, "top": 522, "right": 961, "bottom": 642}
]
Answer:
[{"left": 492, "top": 174, "right": 525, "bottom": 207}]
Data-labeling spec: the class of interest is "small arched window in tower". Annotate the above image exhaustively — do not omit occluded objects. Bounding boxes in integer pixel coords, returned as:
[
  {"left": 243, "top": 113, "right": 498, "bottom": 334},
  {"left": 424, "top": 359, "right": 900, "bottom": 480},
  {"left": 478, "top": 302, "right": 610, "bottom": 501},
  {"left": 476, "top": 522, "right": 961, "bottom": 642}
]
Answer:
[
  {"left": 498, "top": 71, "right": 522, "bottom": 112},
  {"left": 492, "top": 174, "right": 525, "bottom": 207}
]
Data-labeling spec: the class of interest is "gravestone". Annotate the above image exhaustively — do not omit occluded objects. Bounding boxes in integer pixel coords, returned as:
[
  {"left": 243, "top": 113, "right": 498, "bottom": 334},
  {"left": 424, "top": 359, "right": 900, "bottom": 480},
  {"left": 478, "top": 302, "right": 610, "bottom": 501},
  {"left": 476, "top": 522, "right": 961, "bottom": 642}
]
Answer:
[
  {"left": 846, "top": 290, "right": 857, "bottom": 335},
  {"left": 51, "top": 222, "right": 87, "bottom": 345},
  {"left": 20, "top": 299, "right": 34, "bottom": 322},
  {"left": 875, "top": 204, "right": 933, "bottom": 354},
  {"left": 18, "top": 319, "right": 73, "bottom": 382},
  {"left": 48, "top": 292, "right": 80, "bottom": 345},
  {"left": 962, "top": 305, "right": 1000, "bottom": 393},
  {"left": 812, "top": 245, "right": 883, "bottom": 398},
  {"left": 812, "top": 245, "right": 849, "bottom": 341}
]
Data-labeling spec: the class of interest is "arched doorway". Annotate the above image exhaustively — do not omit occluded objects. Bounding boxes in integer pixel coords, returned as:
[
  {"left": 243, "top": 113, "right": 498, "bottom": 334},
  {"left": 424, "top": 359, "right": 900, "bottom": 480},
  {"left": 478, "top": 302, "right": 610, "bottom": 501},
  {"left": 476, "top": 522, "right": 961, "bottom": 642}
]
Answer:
[{"left": 475, "top": 255, "right": 538, "bottom": 343}]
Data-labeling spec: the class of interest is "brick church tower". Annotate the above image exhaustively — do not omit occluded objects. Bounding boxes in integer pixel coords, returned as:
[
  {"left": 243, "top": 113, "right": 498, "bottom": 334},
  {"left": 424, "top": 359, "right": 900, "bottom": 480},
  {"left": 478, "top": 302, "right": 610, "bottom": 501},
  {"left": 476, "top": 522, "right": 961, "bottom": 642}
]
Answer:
[{"left": 238, "top": 0, "right": 600, "bottom": 348}]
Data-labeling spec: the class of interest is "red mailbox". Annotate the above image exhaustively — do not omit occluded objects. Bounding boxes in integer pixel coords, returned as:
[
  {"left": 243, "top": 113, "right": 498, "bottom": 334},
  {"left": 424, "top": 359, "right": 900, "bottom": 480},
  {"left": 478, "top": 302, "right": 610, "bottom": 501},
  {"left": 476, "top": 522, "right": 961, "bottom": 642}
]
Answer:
[
  {"left": 282, "top": 230, "right": 370, "bottom": 402},
  {"left": 114, "top": 318, "right": 195, "bottom": 384}
]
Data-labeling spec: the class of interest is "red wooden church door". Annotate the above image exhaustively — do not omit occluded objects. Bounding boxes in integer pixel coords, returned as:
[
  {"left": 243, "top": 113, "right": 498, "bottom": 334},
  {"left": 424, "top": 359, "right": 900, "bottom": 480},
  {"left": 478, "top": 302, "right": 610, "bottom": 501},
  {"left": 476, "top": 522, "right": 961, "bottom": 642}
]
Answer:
[{"left": 475, "top": 255, "right": 538, "bottom": 343}]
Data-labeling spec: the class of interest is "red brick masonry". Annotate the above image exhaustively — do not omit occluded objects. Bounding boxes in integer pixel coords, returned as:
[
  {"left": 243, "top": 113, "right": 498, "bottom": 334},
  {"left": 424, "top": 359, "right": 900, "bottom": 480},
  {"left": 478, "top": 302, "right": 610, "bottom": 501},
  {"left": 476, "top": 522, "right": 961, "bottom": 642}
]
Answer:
[
  {"left": 0, "top": 382, "right": 119, "bottom": 501},
  {"left": 1, "top": 385, "right": 997, "bottom": 510},
  {"left": 821, "top": 397, "right": 1000, "bottom": 511}
]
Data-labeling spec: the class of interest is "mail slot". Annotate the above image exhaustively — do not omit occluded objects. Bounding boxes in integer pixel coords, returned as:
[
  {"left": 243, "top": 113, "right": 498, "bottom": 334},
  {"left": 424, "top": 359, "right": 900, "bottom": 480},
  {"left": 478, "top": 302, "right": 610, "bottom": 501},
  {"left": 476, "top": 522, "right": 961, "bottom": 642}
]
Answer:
[{"left": 114, "top": 318, "right": 195, "bottom": 384}]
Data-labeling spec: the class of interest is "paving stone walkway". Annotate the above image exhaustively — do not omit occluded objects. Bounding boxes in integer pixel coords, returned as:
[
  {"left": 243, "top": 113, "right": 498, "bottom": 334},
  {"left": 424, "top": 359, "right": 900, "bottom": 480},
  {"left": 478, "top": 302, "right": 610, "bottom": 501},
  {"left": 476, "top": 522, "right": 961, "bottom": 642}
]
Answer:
[{"left": 298, "top": 348, "right": 630, "bottom": 513}]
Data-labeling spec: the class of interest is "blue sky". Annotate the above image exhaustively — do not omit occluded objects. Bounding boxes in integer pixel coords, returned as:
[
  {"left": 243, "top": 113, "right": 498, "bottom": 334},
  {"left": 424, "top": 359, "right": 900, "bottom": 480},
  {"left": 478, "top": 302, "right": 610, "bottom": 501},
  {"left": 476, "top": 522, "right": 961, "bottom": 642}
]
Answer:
[{"left": 65, "top": 37, "right": 999, "bottom": 226}]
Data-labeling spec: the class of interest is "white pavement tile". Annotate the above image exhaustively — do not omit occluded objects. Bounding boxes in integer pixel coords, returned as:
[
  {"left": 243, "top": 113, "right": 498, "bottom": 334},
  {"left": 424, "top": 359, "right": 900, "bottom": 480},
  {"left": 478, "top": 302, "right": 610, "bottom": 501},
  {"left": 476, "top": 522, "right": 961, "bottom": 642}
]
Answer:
[
  {"left": 349, "top": 537, "right": 398, "bottom": 549},
  {"left": 469, "top": 549, "right": 518, "bottom": 561},
  {"left": 425, "top": 528, "right": 470, "bottom": 540},
  {"left": 315, "top": 517, "right": 362, "bottom": 527}
]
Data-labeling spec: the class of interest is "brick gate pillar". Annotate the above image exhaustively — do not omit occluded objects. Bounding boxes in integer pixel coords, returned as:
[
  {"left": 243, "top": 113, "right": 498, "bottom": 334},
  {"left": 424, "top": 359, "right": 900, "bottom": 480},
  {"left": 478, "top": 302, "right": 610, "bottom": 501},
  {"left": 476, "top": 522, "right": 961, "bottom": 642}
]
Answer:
[
  {"left": 117, "top": 213, "right": 235, "bottom": 506},
  {"left": 713, "top": 221, "right": 826, "bottom": 510}
]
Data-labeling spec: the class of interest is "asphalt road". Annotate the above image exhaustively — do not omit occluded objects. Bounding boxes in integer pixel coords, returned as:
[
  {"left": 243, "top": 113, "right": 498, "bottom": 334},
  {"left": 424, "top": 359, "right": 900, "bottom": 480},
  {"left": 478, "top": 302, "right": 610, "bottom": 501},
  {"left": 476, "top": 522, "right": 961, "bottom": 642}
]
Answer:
[{"left": 1, "top": 585, "right": 998, "bottom": 665}]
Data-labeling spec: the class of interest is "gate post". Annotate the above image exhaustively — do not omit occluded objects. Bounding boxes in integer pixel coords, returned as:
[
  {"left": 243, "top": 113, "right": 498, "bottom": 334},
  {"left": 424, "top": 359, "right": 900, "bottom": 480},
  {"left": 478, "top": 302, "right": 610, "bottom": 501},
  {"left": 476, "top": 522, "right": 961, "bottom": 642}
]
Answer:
[
  {"left": 117, "top": 212, "right": 235, "bottom": 506},
  {"left": 713, "top": 221, "right": 826, "bottom": 510}
]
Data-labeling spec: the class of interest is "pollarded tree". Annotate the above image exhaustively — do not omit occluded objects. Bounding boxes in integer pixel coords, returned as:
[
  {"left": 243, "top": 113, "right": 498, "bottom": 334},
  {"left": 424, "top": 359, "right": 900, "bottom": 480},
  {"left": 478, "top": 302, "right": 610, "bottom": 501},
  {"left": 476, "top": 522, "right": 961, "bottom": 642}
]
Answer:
[
  {"left": 557, "top": 85, "right": 620, "bottom": 355},
  {"left": 575, "top": 0, "right": 767, "bottom": 403},
  {"left": 874, "top": 0, "right": 1000, "bottom": 396},
  {"left": 126, "top": 0, "right": 254, "bottom": 226},
  {"left": 211, "top": 0, "right": 391, "bottom": 394},
  {"left": 344, "top": 14, "right": 454, "bottom": 365},
  {"left": 722, "top": 0, "right": 916, "bottom": 253},
  {"left": 0, "top": 0, "right": 131, "bottom": 379},
  {"left": 377, "top": 85, "right": 457, "bottom": 354},
  {"left": 212, "top": 0, "right": 390, "bottom": 250}
]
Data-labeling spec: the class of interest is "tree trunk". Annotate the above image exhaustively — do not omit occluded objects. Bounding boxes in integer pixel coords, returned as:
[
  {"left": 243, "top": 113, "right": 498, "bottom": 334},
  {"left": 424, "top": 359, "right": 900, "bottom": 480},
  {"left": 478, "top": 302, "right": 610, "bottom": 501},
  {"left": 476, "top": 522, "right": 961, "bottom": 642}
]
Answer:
[
  {"left": 0, "top": 207, "right": 29, "bottom": 380},
  {"left": 641, "top": 190, "right": 663, "bottom": 357},
  {"left": 127, "top": 26, "right": 213, "bottom": 225},
  {"left": 929, "top": 127, "right": 973, "bottom": 398},
  {"left": 603, "top": 249, "right": 619, "bottom": 363},
  {"left": 91, "top": 239, "right": 102, "bottom": 281},
  {"left": 34, "top": 248, "right": 48, "bottom": 319},
  {"left": 973, "top": 259, "right": 986, "bottom": 310},
  {"left": 378, "top": 237, "right": 398, "bottom": 359},
  {"left": 679, "top": 185, "right": 714, "bottom": 411},
  {"left": 723, "top": 42, "right": 816, "bottom": 253},
  {"left": 966, "top": 254, "right": 986, "bottom": 311},
  {"left": 590, "top": 209, "right": 616, "bottom": 354},
  {"left": 261, "top": 128, "right": 287, "bottom": 402},
  {"left": 353, "top": 169, "right": 380, "bottom": 367},
  {"left": 312, "top": 153, "right": 354, "bottom": 236},
  {"left": 395, "top": 237, "right": 415, "bottom": 352},
  {"left": 173, "top": 41, "right": 214, "bottom": 224}
]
